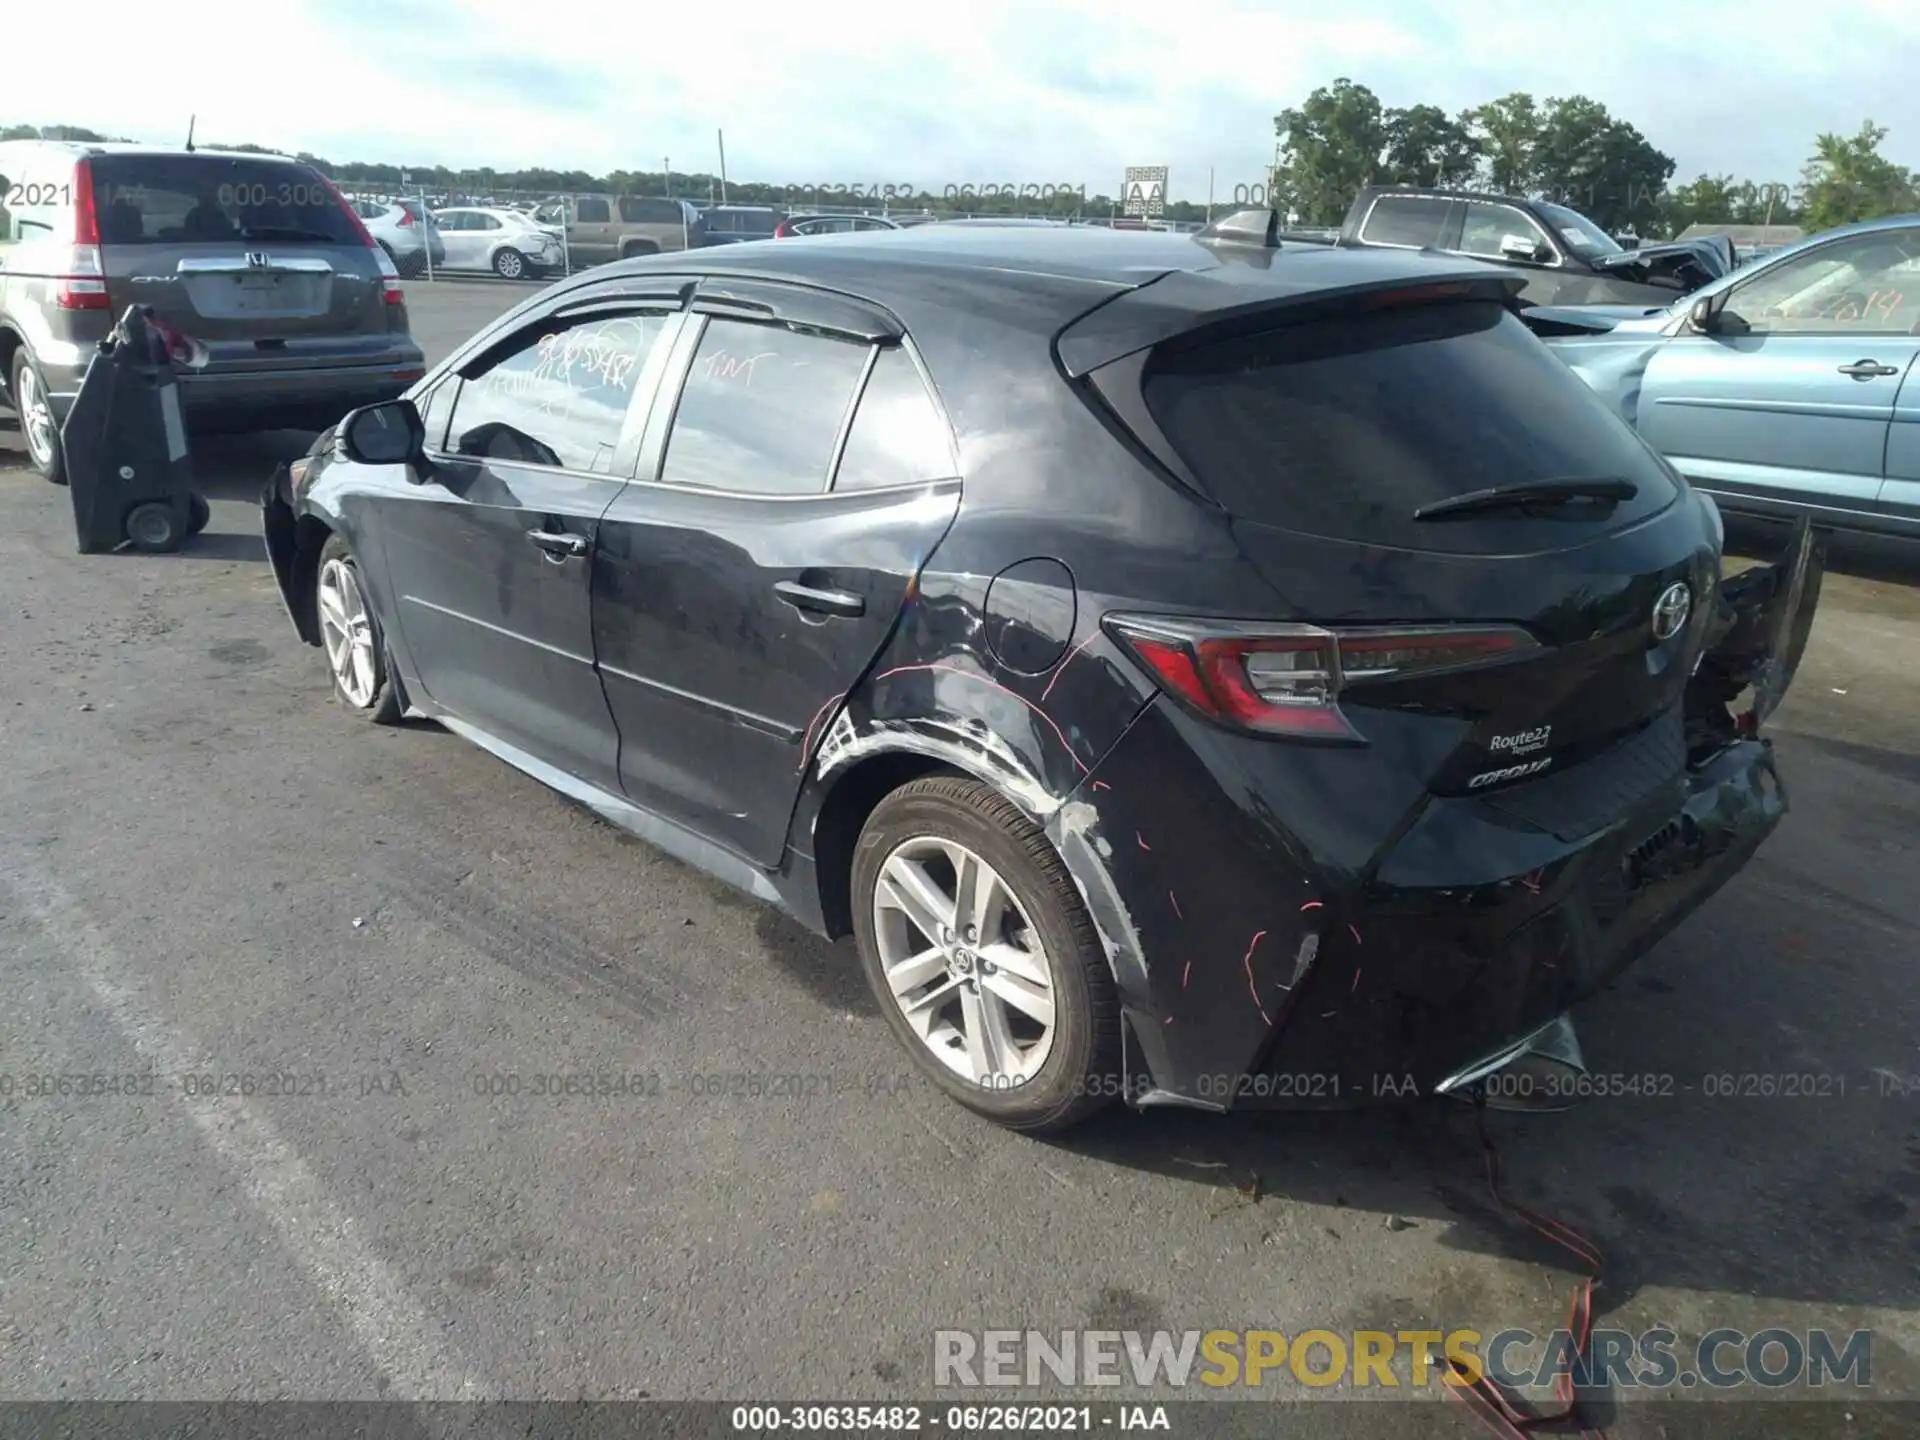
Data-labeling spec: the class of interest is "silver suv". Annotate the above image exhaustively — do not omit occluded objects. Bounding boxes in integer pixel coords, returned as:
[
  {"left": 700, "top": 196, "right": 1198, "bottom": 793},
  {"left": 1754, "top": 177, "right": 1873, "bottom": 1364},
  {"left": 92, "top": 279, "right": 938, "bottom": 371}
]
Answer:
[{"left": 0, "top": 141, "right": 426, "bottom": 484}]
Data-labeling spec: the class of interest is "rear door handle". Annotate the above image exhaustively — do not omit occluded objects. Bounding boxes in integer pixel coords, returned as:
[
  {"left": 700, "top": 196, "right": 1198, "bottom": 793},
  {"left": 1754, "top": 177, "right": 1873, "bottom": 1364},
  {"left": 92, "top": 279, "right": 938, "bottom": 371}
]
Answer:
[
  {"left": 526, "top": 528, "right": 587, "bottom": 560},
  {"left": 774, "top": 579, "right": 865, "bottom": 618},
  {"left": 1837, "top": 359, "right": 1901, "bottom": 379}
]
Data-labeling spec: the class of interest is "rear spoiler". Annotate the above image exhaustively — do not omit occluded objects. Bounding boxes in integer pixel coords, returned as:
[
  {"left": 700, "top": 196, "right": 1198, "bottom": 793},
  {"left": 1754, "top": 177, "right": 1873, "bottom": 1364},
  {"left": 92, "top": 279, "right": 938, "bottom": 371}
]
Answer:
[{"left": 1056, "top": 262, "right": 1524, "bottom": 377}]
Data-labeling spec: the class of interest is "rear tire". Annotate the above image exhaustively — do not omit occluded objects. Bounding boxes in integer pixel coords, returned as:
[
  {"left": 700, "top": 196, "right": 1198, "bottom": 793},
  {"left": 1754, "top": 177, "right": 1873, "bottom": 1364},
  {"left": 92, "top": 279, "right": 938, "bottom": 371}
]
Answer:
[
  {"left": 851, "top": 776, "right": 1123, "bottom": 1132},
  {"left": 493, "top": 247, "right": 527, "bottom": 280},
  {"left": 11, "top": 350, "right": 67, "bottom": 486},
  {"left": 186, "top": 492, "right": 211, "bottom": 537},
  {"left": 620, "top": 240, "right": 660, "bottom": 259},
  {"left": 316, "top": 534, "right": 402, "bottom": 724}
]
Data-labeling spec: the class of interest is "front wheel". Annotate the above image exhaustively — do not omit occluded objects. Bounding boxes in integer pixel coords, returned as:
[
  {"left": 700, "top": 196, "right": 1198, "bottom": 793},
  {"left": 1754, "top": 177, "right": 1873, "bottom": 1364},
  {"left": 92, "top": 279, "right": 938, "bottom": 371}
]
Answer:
[
  {"left": 493, "top": 247, "right": 527, "bottom": 280},
  {"left": 315, "top": 534, "right": 402, "bottom": 723},
  {"left": 852, "top": 776, "right": 1122, "bottom": 1131}
]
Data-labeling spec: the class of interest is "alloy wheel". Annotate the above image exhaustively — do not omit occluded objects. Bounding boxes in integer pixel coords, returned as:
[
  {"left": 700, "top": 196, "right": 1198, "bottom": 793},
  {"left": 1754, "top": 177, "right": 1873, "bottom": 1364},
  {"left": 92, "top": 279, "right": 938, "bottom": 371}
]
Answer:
[
  {"left": 17, "top": 364, "right": 56, "bottom": 470},
  {"left": 872, "top": 837, "right": 1057, "bottom": 1085},
  {"left": 317, "top": 557, "right": 378, "bottom": 708}
]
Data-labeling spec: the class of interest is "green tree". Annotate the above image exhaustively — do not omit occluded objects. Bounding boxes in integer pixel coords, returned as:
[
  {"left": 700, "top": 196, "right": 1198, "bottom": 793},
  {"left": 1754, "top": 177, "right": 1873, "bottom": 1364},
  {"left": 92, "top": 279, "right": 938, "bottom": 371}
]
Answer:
[
  {"left": 1530, "top": 96, "right": 1674, "bottom": 232},
  {"left": 1660, "top": 173, "right": 1740, "bottom": 235},
  {"left": 1798, "top": 121, "right": 1917, "bottom": 230},
  {"left": 1380, "top": 104, "right": 1480, "bottom": 188},
  {"left": 1467, "top": 92, "right": 1539, "bottom": 194},
  {"left": 0, "top": 122, "right": 125, "bottom": 142},
  {"left": 1273, "top": 78, "right": 1388, "bottom": 223}
]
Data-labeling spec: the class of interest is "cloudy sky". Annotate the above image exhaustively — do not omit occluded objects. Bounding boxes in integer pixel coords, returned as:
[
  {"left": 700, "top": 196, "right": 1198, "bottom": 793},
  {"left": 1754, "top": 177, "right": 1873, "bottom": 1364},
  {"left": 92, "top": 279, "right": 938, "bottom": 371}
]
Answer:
[{"left": 7, "top": 0, "right": 1918, "bottom": 199}]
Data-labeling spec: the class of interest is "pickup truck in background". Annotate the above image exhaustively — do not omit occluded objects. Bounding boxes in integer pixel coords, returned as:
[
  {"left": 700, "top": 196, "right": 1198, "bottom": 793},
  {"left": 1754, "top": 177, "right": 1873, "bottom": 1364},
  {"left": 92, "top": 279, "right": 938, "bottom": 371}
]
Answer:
[{"left": 1283, "top": 186, "right": 1734, "bottom": 306}]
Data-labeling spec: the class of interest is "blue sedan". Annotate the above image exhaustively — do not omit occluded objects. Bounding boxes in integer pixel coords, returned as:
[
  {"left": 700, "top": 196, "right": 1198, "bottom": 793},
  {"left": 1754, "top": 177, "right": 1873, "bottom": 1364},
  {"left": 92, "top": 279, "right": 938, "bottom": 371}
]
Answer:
[{"left": 1536, "top": 213, "right": 1920, "bottom": 541}]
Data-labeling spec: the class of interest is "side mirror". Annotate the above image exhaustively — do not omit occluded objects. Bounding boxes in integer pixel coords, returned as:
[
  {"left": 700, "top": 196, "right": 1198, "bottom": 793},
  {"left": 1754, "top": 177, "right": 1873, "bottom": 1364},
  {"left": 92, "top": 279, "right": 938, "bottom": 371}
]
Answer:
[
  {"left": 340, "top": 399, "right": 427, "bottom": 472},
  {"left": 1689, "top": 296, "right": 1721, "bottom": 334},
  {"left": 1499, "top": 233, "right": 1545, "bottom": 262}
]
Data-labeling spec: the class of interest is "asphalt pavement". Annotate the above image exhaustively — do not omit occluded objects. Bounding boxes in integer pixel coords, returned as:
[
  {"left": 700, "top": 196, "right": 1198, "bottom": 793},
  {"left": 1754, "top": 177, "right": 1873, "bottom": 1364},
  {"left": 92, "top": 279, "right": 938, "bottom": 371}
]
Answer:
[{"left": 1, "top": 278, "right": 1918, "bottom": 1435}]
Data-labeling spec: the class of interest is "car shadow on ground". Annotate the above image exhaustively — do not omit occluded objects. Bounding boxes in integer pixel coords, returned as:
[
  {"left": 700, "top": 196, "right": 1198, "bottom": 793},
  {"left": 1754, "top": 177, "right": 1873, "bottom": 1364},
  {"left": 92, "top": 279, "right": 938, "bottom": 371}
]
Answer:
[
  {"left": 190, "top": 430, "right": 318, "bottom": 505},
  {"left": 748, "top": 884, "right": 1920, "bottom": 1393}
]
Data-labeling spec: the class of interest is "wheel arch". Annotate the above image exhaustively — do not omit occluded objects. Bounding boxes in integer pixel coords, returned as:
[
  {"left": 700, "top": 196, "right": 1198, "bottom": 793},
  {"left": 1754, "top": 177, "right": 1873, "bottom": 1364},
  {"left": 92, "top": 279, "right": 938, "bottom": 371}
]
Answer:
[
  {"left": 799, "top": 733, "right": 1165, "bottom": 1112},
  {"left": 806, "top": 750, "right": 969, "bottom": 940},
  {"left": 798, "top": 731, "right": 1147, "bottom": 1003}
]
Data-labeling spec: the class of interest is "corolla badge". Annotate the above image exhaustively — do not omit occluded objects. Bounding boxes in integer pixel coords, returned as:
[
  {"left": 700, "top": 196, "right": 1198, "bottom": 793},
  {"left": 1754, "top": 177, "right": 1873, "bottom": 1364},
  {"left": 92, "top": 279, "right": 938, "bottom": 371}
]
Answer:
[{"left": 1651, "top": 581, "right": 1692, "bottom": 642}]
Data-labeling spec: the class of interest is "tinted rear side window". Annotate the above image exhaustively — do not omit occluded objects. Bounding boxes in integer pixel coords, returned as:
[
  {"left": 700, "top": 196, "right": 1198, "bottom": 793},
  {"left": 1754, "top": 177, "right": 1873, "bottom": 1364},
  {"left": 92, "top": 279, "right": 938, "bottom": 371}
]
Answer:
[
  {"left": 88, "top": 154, "right": 360, "bottom": 246},
  {"left": 1358, "top": 196, "right": 1451, "bottom": 248},
  {"left": 619, "top": 196, "right": 682, "bottom": 224},
  {"left": 1140, "top": 301, "right": 1679, "bottom": 554},
  {"left": 709, "top": 208, "right": 776, "bottom": 236},
  {"left": 833, "top": 347, "right": 955, "bottom": 490}
]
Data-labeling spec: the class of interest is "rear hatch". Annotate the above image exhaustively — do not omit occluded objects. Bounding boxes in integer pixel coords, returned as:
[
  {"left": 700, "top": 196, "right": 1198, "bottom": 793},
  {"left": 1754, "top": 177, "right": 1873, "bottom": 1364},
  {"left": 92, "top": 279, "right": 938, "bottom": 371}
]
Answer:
[
  {"left": 88, "top": 152, "right": 399, "bottom": 372},
  {"left": 1079, "top": 285, "right": 1726, "bottom": 801}
]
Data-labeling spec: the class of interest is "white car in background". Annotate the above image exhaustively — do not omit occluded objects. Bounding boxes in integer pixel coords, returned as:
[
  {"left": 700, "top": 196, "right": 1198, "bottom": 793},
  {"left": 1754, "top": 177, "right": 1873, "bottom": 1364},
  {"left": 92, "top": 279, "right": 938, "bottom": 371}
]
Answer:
[
  {"left": 351, "top": 197, "right": 447, "bottom": 277},
  {"left": 431, "top": 206, "right": 565, "bottom": 280}
]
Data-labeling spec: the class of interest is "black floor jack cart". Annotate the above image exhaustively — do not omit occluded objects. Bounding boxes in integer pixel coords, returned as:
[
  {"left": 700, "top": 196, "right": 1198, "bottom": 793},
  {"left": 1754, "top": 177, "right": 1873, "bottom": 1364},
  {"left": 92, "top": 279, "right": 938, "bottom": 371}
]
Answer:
[{"left": 60, "top": 305, "right": 210, "bottom": 554}]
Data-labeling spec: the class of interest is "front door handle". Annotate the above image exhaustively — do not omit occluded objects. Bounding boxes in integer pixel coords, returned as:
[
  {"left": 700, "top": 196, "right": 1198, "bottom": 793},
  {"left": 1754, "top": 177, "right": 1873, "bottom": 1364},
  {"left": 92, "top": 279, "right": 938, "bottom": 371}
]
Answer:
[
  {"left": 526, "top": 528, "right": 587, "bottom": 560},
  {"left": 774, "top": 579, "right": 865, "bottom": 618},
  {"left": 1837, "top": 359, "right": 1901, "bottom": 379}
]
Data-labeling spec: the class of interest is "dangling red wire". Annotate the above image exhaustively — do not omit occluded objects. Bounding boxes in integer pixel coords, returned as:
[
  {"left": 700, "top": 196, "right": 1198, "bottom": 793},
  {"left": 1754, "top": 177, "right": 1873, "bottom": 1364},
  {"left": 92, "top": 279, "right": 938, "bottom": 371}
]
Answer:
[{"left": 1443, "top": 1100, "right": 1607, "bottom": 1440}]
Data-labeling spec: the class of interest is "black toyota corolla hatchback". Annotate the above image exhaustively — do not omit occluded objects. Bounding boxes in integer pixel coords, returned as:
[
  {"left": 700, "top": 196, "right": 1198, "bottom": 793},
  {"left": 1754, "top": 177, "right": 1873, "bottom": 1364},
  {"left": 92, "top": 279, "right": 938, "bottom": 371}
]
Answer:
[{"left": 263, "top": 212, "right": 1824, "bottom": 1131}]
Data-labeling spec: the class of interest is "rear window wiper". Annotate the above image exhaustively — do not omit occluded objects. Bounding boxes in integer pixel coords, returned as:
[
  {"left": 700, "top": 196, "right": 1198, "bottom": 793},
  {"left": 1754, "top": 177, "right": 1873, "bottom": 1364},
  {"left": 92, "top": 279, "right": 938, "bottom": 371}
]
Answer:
[
  {"left": 1413, "top": 478, "right": 1639, "bottom": 522},
  {"left": 239, "top": 226, "right": 346, "bottom": 243}
]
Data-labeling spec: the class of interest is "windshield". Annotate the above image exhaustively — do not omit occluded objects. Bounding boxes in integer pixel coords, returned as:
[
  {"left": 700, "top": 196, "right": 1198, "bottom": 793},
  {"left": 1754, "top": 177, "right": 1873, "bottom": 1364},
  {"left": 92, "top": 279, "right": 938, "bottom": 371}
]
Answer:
[{"left": 1537, "top": 202, "right": 1624, "bottom": 259}]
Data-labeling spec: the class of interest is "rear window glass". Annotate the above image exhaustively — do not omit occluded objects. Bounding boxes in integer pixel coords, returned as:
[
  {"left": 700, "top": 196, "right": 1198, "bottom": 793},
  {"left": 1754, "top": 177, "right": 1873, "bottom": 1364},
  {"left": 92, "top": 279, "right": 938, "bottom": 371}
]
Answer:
[
  {"left": 88, "top": 154, "right": 361, "bottom": 246},
  {"left": 1140, "top": 301, "right": 1679, "bottom": 555}
]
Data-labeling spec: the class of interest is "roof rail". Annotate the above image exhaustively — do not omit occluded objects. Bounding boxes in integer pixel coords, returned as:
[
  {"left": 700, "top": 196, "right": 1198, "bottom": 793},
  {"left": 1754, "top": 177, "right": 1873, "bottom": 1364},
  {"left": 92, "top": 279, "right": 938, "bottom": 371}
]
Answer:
[{"left": 1196, "top": 207, "right": 1279, "bottom": 248}]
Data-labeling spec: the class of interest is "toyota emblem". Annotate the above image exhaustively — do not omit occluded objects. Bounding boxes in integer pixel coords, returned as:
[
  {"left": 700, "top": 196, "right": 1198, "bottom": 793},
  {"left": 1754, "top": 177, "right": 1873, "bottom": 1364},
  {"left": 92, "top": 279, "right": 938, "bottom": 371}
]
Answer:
[{"left": 1651, "top": 581, "right": 1692, "bottom": 642}]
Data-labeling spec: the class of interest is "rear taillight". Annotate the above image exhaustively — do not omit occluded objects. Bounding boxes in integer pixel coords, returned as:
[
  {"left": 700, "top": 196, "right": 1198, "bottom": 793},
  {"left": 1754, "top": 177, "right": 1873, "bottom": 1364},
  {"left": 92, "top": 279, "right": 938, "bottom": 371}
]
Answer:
[
  {"left": 1105, "top": 615, "right": 1537, "bottom": 741},
  {"left": 396, "top": 207, "right": 415, "bottom": 227},
  {"left": 372, "top": 244, "right": 405, "bottom": 304},
  {"left": 56, "top": 159, "right": 111, "bottom": 310},
  {"left": 320, "top": 174, "right": 378, "bottom": 247},
  {"left": 317, "top": 175, "right": 403, "bottom": 302},
  {"left": 72, "top": 158, "right": 99, "bottom": 244}
]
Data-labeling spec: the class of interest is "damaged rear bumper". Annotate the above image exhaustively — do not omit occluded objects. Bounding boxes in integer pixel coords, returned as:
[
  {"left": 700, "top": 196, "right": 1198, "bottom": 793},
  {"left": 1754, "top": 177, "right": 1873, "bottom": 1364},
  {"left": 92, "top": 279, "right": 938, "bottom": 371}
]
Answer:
[
  {"left": 1067, "top": 518, "right": 1826, "bottom": 1112},
  {"left": 1238, "top": 735, "right": 1788, "bottom": 1110}
]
